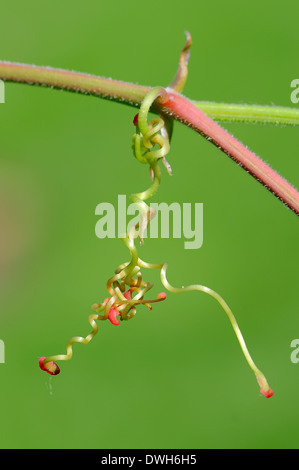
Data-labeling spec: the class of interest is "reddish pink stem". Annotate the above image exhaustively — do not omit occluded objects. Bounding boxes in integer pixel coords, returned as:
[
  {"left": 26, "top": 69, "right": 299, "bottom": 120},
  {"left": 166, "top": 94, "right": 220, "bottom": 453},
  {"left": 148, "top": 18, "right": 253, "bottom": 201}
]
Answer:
[{"left": 159, "top": 92, "right": 299, "bottom": 215}]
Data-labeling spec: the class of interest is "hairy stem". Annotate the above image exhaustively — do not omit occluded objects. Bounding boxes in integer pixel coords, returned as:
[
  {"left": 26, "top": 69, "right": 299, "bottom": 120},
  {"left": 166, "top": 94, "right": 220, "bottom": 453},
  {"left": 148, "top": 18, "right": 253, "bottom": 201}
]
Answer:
[{"left": 0, "top": 61, "right": 298, "bottom": 214}]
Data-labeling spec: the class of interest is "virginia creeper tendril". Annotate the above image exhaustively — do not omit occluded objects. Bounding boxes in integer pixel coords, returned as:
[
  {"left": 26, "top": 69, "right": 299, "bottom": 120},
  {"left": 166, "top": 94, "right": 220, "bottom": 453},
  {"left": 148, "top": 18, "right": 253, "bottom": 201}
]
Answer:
[{"left": 39, "top": 48, "right": 274, "bottom": 399}]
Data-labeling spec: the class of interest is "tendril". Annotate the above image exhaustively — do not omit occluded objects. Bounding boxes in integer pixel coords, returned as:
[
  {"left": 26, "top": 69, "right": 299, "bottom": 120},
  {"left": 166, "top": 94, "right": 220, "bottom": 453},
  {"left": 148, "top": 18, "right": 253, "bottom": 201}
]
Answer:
[
  {"left": 169, "top": 30, "right": 192, "bottom": 93},
  {"left": 131, "top": 87, "right": 172, "bottom": 242},
  {"left": 39, "top": 61, "right": 274, "bottom": 399}
]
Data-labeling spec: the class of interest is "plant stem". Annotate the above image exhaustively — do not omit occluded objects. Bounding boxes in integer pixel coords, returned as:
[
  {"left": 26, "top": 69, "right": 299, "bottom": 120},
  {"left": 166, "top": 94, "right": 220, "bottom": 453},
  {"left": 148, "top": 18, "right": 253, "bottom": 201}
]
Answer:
[
  {"left": 160, "top": 91, "right": 299, "bottom": 214},
  {"left": 0, "top": 61, "right": 298, "bottom": 214},
  {"left": 0, "top": 61, "right": 150, "bottom": 105},
  {"left": 193, "top": 101, "right": 299, "bottom": 126}
]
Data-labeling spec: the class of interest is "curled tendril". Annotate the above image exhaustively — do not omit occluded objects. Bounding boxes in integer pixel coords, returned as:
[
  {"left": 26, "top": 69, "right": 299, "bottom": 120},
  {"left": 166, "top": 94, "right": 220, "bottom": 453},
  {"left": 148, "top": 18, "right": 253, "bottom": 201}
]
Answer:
[
  {"left": 156, "top": 263, "right": 273, "bottom": 398},
  {"left": 131, "top": 87, "right": 172, "bottom": 242},
  {"left": 39, "top": 75, "right": 273, "bottom": 399},
  {"left": 39, "top": 245, "right": 167, "bottom": 372}
]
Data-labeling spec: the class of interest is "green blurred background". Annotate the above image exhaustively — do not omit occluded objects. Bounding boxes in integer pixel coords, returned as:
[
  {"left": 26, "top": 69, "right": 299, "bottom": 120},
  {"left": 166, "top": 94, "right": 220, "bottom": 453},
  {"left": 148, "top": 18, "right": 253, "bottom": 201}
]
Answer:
[{"left": 0, "top": 0, "right": 298, "bottom": 449}]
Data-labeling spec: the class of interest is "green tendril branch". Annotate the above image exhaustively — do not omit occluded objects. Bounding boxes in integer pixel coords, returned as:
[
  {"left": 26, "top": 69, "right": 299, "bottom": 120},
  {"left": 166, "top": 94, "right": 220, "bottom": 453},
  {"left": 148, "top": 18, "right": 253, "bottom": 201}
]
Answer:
[{"left": 39, "top": 81, "right": 274, "bottom": 399}]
